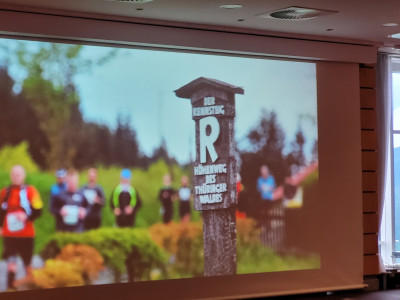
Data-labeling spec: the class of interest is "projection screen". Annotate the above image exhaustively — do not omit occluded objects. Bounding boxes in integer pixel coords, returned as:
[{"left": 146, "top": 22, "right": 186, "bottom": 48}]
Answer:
[{"left": 0, "top": 8, "right": 370, "bottom": 300}]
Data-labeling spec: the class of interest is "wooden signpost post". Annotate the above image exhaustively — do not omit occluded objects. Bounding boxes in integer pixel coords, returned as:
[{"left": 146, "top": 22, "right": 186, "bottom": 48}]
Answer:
[{"left": 175, "top": 77, "right": 244, "bottom": 276}]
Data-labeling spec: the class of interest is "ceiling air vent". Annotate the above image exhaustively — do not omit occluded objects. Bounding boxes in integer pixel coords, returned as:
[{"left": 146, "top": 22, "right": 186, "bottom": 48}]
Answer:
[{"left": 258, "top": 6, "right": 336, "bottom": 20}]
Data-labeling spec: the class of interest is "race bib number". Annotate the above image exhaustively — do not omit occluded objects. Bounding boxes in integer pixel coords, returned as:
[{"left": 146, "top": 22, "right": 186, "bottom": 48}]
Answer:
[
  {"left": 7, "top": 212, "right": 26, "bottom": 232},
  {"left": 83, "top": 189, "right": 97, "bottom": 205},
  {"left": 63, "top": 205, "right": 80, "bottom": 225},
  {"left": 179, "top": 188, "right": 191, "bottom": 201}
]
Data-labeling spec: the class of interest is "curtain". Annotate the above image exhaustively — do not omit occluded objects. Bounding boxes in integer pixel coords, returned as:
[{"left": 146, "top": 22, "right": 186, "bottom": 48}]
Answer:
[{"left": 376, "top": 53, "right": 392, "bottom": 270}]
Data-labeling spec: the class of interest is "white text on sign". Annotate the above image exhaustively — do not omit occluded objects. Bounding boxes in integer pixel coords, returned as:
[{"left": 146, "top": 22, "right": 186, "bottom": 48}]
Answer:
[
  {"left": 194, "top": 97, "right": 228, "bottom": 205},
  {"left": 205, "top": 175, "right": 216, "bottom": 184},
  {"left": 192, "top": 105, "right": 225, "bottom": 117},
  {"left": 195, "top": 183, "right": 227, "bottom": 195},
  {"left": 194, "top": 163, "right": 227, "bottom": 175},
  {"left": 199, "top": 116, "right": 220, "bottom": 163},
  {"left": 204, "top": 97, "right": 215, "bottom": 106},
  {"left": 199, "top": 194, "right": 223, "bottom": 204}
]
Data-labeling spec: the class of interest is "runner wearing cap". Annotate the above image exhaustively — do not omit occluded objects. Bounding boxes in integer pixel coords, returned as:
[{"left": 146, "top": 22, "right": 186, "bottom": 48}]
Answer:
[
  {"left": 49, "top": 168, "right": 67, "bottom": 231},
  {"left": 0, "top": 165, "right": 43, "bottom": 290},
  {"left": 111, "top": 169, "right": 142, "bottom": 227}
]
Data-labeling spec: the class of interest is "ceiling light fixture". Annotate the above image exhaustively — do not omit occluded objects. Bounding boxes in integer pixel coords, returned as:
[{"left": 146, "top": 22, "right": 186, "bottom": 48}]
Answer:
[
  {"left": 258, "top": 6, "right": 337, "bottom": 20},
  {"left": 389, "top": 33, "right": 400, "bottom": 39},
  {"left": 383, "top": 23, "right": 399, "bottom": 27},
  {"left": 220, "top": 4, "right": 242, "bottom": 9}
]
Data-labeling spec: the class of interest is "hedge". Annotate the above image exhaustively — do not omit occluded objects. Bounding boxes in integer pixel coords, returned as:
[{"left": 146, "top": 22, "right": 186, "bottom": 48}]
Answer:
[{"left": 41, "top": 227, "right": 167, "bottom": 282}]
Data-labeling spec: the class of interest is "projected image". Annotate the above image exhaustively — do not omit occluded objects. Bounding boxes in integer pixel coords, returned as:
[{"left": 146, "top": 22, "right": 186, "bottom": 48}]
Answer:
[{"left": 0, "top": 39, "right": 318, "bottom": 292}]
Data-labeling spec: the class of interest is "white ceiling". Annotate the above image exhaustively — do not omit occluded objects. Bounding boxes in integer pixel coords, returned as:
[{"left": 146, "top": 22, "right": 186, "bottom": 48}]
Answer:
[{"left": 1, "top": 0, "right": 400, "bottom": 47}]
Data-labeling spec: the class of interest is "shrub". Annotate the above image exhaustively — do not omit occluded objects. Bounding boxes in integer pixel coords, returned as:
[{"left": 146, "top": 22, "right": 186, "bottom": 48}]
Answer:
[
  {"left": 236, "top": 217, "right": 261, "bottom": 247},
  {"left": 149, "top": 220, "right": 266, "bottom": 278},
  {"left": 32, "top": 259, "right": 84, "bottom": 289},
  {"left": 150, "top": 222, "right": 181, "bottom": 254},
  {"left": 149, "top": 222, "right": 204, "bottom": 277},
  {"left": 41, "top": 227, "right": 167, "bottom": 282},
  {"left": 175, "top": 224, "right": 204, "bottom": 277},
  {"left": 56, "top": 244, "right": 104, "bottom": 283}
]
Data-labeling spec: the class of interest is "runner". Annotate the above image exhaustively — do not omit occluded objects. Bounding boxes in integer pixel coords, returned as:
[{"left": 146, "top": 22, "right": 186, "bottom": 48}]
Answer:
[
  {"left": 0, "top": 165, "right": 43, "bottom": 290},
  {"left": 111, "top": 169, "right": 142, "bottom": 227},
  {"left": 158, "top": 174, "right": 175, "bottom": 224},
  {"left": 80, "top": 168, "right": 105, "bottom": 230},
  {"left": 257, "top": 165, "right": 276, "bottom": 207},
  {"left": 257, "top": 165, "right": 276, "bottom": 220},
  {"left": 49, "top": 168, "right": 67, "bottom": 231},
  {"left": 178, "top": 175, "right": 192, "bottom": 223},
  {"left": 53, "top": 170, "right": 89, "bottom": 232},
  {"left": 256, "top": 165, "right": 277, "bottom": 244}
]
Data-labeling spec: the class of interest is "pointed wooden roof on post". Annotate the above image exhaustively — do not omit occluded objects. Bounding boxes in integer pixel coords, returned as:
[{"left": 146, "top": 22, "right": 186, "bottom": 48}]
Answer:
[{"left": 174, "top": 77, "right": 244, "bottom": 100}]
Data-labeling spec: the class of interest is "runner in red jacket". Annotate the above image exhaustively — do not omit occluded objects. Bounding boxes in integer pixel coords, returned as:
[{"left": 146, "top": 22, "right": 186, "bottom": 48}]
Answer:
[{"left": 0, "top": 165, "right": 43, "bottom": 290}]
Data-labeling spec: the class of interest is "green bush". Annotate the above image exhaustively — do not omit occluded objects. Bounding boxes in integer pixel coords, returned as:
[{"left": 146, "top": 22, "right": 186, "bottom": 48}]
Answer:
[
  {"left": 149, "top": 222, "right": 204, "bottom": 278},
  {"left": 40, "top": 227, "right": 167, "bottom": 282}
]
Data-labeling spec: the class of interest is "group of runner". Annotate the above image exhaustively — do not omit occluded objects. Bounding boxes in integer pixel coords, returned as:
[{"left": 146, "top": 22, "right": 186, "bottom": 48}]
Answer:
[
  {"left": 0, "top": 165, "right": 192, "bottom": 290},
  {"left": 51, "top": 169, "right": 193, "bottom": 229},
  {"left": 158, "top": 174, "right": 192, "bottom": 224},
  {"left": 49, "top": 167, "right": 143, "bottom": 232}
]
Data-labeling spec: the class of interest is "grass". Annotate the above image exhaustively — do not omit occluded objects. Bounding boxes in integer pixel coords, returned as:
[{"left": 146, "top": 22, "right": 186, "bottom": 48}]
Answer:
[{"left": 237, "top": 245, "right": 320, "bottom": 274}]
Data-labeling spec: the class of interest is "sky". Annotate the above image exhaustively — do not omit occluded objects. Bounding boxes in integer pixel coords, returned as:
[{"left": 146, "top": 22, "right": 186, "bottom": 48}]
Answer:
[
  {"left": 75, "top": 45, "right": 318, "bottom": 164},
  {"left": 1, "top": 39, "right": 318, "bottom": 165}
]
